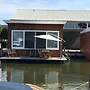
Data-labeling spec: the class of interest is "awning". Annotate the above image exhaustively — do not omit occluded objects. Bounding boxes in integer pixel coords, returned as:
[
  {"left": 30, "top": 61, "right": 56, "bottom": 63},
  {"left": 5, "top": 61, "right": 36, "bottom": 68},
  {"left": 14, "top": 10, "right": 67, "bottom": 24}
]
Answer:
[{"left": 34, "top": 35, "right": 61, "bottom": 41}]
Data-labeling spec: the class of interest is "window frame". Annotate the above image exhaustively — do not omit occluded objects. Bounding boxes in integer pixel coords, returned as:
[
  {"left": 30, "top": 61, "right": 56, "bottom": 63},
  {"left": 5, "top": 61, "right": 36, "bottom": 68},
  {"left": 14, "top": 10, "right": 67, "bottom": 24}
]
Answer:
[
  {"left": 46, "top": 31, "right": 59, "bottom": 50},
  {"left": 12, "top": 30, "right": 59, "bottom": 50},
  {"left": 12, "top": 30, "right": 24, "bottom": 49}
]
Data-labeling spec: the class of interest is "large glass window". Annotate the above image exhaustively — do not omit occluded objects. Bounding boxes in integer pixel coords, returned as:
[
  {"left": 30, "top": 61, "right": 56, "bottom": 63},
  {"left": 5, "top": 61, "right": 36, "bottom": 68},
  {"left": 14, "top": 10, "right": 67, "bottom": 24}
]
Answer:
[
  {"left": 13, "top": 31, "right": 23, "bottom": 48},
  {"left": 12, "top": 30, "right": 59, "bottom": 50},
  {"left": 25, "top": 32, "right": 35, "bottom": 48},
  {"left": 47, "top": 32, "right": 59, "bottom": 49},
  {"left": 36, "top": 32, "right": 46, "bottom": 49}
]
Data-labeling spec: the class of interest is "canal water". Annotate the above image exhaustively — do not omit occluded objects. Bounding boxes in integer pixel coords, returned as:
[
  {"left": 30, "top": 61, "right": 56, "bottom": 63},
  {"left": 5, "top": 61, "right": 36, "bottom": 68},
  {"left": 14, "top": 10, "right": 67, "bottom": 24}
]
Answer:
[{"left": 0, "top": 59, "right": 90, "bottom": 90}]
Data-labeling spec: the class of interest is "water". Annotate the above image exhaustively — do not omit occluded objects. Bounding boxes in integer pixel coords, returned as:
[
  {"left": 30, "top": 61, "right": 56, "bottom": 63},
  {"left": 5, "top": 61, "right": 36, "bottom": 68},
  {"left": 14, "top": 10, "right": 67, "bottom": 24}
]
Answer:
[{"left": 0, "top": 60, "right": 90, "bottom": 90}]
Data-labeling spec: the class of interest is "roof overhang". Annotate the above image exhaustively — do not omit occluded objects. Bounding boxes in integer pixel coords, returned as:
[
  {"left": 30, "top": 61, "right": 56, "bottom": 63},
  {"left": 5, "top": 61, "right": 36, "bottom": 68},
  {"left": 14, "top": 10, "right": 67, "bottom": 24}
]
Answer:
[{"left": 4, "top": 20, "right": 66, "bottom": 25}]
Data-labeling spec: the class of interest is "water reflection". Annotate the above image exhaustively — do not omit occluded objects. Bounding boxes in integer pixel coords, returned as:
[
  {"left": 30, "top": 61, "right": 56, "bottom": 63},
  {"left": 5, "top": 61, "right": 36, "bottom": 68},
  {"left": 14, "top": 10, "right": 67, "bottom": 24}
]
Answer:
[{"left": 0, "top": 61, "right": 90, "bottom": 90}]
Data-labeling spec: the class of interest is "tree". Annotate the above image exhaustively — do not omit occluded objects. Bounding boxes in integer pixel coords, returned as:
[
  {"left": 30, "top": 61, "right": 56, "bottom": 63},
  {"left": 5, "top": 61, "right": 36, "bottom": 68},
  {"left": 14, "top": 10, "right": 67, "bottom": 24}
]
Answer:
[{"left": 0, "top": 25, "right": 8, "bottom": 48}]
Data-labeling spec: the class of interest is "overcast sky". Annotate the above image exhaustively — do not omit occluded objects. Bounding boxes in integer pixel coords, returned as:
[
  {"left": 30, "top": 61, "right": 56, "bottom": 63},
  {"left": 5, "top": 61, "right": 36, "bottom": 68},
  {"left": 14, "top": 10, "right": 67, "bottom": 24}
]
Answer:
[{"left": 1, "top": 0, "right": 90, "bottom": 24}]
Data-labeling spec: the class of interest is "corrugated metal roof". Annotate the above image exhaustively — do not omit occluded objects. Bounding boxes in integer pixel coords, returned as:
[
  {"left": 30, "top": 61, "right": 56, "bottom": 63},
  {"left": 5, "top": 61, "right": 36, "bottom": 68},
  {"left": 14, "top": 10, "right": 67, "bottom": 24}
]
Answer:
[{"left": 13, "top": 9, "right": 90, "bottom": 21}]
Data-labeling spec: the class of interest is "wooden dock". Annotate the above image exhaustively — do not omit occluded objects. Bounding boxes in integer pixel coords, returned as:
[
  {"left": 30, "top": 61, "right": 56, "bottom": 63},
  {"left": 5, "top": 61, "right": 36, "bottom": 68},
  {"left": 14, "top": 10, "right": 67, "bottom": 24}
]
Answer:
[{"left": 0, "top": 56, "right": 67, "bottom": 64}]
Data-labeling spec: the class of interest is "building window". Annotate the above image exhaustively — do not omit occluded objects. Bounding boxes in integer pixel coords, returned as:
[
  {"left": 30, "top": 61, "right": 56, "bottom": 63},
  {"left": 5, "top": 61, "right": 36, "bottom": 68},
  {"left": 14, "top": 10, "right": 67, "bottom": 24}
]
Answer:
[
  {"left": 64, "top": 22, "right": 80, "bottom": 29},
  {"left": 12, "top": 31, "right": 23, "bottom": 48},
  {"left": 36, "top": 32, "right": 46, "bottom": 49},
  {"left": 64, "top": 22, "right": 88, "bottom": 29},
  {"left": 25, "top": 32, "right": 35, "bottom": 48},
  {"left": 12, "top": 30, "right": 59, "bottom": 50},
  {"left": 47, "top": 32, "right": 59, "bottom": 49}
]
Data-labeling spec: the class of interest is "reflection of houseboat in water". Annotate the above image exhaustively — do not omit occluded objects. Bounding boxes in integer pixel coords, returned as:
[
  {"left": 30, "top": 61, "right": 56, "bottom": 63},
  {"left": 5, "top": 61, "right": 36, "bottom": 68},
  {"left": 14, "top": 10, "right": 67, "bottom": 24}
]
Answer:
[{"left": 1, "top": 63, "right": 89, "bottom": 90}]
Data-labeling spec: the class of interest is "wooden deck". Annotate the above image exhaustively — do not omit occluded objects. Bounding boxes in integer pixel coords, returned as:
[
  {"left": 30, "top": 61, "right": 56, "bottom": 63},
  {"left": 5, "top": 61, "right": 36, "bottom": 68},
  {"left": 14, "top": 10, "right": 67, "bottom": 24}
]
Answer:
[
  {"left": 63, "top": 49, "right": 85, "bottom": 59},
  {"left": 0, "top": 56, "right": 67, "bottom": 63}
]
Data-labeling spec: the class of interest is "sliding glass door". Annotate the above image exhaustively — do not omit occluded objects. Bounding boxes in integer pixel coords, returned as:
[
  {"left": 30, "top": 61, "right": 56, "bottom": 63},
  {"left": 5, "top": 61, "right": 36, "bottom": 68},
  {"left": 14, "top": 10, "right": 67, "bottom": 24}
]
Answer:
[
  {"left": 25, "top": 32, "right": 35, "bottom": 48},
  {"left": 36, "top": 32, "right": 46, "bottom": 49}
]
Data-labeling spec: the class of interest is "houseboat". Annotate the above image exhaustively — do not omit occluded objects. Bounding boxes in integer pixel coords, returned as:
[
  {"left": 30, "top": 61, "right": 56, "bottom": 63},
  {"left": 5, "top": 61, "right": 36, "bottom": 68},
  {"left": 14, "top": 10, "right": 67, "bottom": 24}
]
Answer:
[
  {"left": 4, "top": 9, "right": 67, "bottom": 61},
  {"left": 4, "top": 9, "right": 90, "bottom": 61}
]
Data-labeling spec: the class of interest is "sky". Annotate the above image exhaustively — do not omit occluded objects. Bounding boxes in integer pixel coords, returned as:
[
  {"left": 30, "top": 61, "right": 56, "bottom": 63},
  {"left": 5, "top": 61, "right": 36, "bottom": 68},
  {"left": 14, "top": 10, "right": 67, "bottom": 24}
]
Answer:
[{"left": 1, "top": 0, "right": 90, "bottom": 24}]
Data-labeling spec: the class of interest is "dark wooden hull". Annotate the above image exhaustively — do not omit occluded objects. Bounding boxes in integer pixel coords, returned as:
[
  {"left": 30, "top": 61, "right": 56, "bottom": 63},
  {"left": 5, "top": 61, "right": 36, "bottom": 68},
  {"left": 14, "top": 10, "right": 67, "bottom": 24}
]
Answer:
[{"left": 0, "top": 57, "right": 67, "bottom": 64}]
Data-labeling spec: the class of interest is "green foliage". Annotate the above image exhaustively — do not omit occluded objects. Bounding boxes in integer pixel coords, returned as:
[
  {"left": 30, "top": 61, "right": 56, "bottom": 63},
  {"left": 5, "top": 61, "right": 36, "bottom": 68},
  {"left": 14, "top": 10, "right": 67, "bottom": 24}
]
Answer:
[
  {"left": 0, "top": 25, "right": 8, "bottom": 48},
  {"left": 0, "top": 26, "right": 3, "bottom": 33},
  {"left": 1, "top": 27, "right": 8, "bottom": 39}
]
